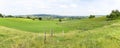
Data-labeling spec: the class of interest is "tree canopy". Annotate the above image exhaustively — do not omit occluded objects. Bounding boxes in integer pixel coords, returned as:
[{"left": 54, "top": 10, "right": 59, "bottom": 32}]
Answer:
[
  {"left": 0, "top": 13, "right": 3, "bottom": 18},
  {"left": 106, "top": 10, "right": 120, "bottom": 20},
  {"left": 89, "top": 15, "right": 95, "bottom": 19}
]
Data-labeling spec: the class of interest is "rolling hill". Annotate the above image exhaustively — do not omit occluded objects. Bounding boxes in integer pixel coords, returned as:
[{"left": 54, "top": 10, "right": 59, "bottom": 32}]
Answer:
[{"left": 0, "top": 17, "right": 120, "bottom": 48}]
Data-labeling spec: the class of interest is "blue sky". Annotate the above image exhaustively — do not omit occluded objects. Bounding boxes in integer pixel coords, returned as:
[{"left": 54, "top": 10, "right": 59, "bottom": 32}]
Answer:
[{"left": 0, "top": 0, "right": 120, "bottom": 16}]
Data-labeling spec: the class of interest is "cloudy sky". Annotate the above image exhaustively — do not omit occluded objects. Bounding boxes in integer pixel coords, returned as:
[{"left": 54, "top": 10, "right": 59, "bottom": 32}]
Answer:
[{"left": 0, "top": 0, "right": 120, "bottom": 16}]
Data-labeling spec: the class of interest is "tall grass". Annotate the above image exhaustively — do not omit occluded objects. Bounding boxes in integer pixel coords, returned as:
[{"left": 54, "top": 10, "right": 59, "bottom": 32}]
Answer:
[{"left": 0, "top": 17, "right": 120, "bottom": 48}]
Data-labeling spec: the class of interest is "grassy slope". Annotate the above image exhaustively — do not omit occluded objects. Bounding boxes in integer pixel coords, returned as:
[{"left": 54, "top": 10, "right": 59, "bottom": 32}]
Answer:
[
  {"left": 0, "top": 18, "right": 65, "bottom": 33},
  {"left": 0, "top": 17, "right": 120, "bottom": 48},
  {"left": 0, "top": 17, "right": 112, "bottom": 33}
]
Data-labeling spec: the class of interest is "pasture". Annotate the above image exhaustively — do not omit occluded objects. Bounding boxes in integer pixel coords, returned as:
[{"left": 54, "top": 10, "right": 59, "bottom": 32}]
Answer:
[
  {"left": 0, "top": 18, "right": 69, "bottom": 33},
  {"left": 0, "top": 17, "right": 112, "bottom": 33},
  {"left": 0, "top": 17, "right": 120, "bottom": 48}
]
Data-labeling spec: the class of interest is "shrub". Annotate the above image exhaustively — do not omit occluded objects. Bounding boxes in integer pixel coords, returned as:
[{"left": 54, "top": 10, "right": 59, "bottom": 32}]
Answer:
[
  {"left": 89, "top": 15, "right": 95, "bottom": 19},
  {"left": 106, "top": 10, "right": 120, "bottom": 20},
  {"left": 26, "top": 16, "right": 31, "bottom": 19},
  {"left": 0, "top": 13, "right": 3, "bottom": 18},
  {"left": 59, "top": 18, "right": 62, "bottom": 22},
  {"left": 6, "top": 15, "right": 14, "bottom": 18},
  {"left": 38, "top": 17, "right": 42, "bottom": 20}
]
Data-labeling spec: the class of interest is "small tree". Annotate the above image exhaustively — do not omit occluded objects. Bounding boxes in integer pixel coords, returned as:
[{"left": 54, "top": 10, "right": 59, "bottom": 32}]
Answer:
[
  {"left": 89, "top": 15, "right": 95, "bottom": 19},
  {"left": 7, "top": 15, "right": 14, "bottom": 18},
  {"left": 59, "top": 18, "right": 62, "bottom": 22},
  {"left": 26, "top": 16, "right": 31, "bottom": 19},
  {"left": 38, "top": 17, "right": 42, "bottom": 20},
  {"left": 0, "top": 13, "right": 3, "bottom": 18},
  {"left": 106, "top": 10, "right": 120, "bottom": 20},
  {"left": 32, "top": 18, "right": 35, "bottom": 20}
]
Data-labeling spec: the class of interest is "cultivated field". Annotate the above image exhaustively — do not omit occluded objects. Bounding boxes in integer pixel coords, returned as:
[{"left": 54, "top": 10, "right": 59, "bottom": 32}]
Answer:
[{"left": 0, "top": 17, "right": 120, "bottom": 48}]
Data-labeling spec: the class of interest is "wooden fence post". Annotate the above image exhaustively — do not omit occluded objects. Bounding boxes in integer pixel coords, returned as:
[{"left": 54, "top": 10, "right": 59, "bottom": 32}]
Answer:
[
  {"left": 63, "top": 30, "right": 64, "bottom": 37},
  {"left": 50, "top": 29, "right": 54, "bottom": 37},
  {"left": 44, "top": 32, "right": 46, "bottom": 44}
]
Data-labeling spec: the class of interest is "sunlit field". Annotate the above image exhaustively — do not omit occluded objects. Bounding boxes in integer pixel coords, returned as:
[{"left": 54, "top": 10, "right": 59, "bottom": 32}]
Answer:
[
  {"left": 0, "top": 17, "right": 112, "bottom": 33},
  {"left": 1, "top": 0, "right": 120, "bottom": 47},
  {"left": 0, "top": 17, "right": 120, "bottom": 48}
]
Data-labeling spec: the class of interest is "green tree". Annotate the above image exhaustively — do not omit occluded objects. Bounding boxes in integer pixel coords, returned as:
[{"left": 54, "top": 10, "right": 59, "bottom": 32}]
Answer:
[
  {"left": 0, "top": 13, "right": 3, "bottom": 18},
  {"left": 38, "top": 17, "right": 42, "bottom": 20},
  {"left": 59, "top": 18, "right": 62, "bottom": 22},
  {"left": 7, "top": 15, "right": 14, "bottom": 18},
  {"left": 89, "top": 15, "right": 95, "bottom": 19},
  {"left": 26, "top": 16, "right": 31, "bottom": 19},
  {"left": 106, "top": 10, "right": 120, "bottom": 20},
  {"left": 115, "top": 10, "right": 120, "bottom": 17},
  {"left": 110, "top": 13, "right": 117, "bottom": 19}
]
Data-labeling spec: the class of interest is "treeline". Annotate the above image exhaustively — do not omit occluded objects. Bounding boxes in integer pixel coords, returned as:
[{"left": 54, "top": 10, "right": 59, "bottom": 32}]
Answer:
[
  {"left": 0, "top": 13, "right": 87, "bottom": 20},
  {"left": 0, "top": 13, "right": 88, "bottom": 23},
  {"left": 3, "top": 10, "right": 120, "bottom": 21},
  {"left": 0, "top": 14, "right": 15, "bottom": 18},
  {"left": 0, "top": 14, "right": 43, "bottom": 21}
]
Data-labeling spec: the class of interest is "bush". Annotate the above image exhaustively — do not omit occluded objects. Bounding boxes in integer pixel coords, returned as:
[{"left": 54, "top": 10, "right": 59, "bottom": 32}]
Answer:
[
  {"left": 106, "top": 10, "right": 120, "bottom": 20},
  {"left": 6, "top": 15, "right": 14, "bottom": 18},
  {"left": 89, "top": 15, "right": 95, "bottom": 19},
  {"left": 38, "top": 17, "right": 42, "bottom": 20},
  {"left": 59, "top": 18, "right": 62, "bottom": 22},
  {"left": 26, "top": 16, "right": 31, "bottom": 19},
  {"left": 0, "top": 13, "right": 3, "bottom": 18}
]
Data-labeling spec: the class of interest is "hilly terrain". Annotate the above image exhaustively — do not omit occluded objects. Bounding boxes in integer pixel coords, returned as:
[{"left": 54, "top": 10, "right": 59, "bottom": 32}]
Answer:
[{"left": 0, "top": 16, "right": 120, "bottom": 48}]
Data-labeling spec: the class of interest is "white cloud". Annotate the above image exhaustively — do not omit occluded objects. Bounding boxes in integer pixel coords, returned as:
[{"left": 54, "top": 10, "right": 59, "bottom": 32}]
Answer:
[
  {"left": 60, "top": 5, "right": 69, "bottom": 8},
  {"left": 1, "top": 0, "right": 120, "bottom": 15},
  {"left": 70, "top": 4, "right": 78, "bottom": 8},
  {"left": 60, "top": 4, "right": 78, "bottom": 9}
]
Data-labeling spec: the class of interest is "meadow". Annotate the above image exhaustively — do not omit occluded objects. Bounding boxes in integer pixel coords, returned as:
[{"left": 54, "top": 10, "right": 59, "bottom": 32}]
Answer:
[
  {"left": 0, "top": 17, "right": 120, "bottom": 48},
  {"left": 0, "top": 17, "right": 112, "bottom": 33}
]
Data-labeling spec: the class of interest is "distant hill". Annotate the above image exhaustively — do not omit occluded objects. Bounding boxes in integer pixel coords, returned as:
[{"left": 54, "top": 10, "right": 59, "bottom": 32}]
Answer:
[
  {"left": 32, "top": 14, "right": 88, "bottom": 16},
  {"left": 31, "top": 14, "right": 88, "bottom": 18},
  {"left": 15, "top": 14, "right": 105, "bottom": 18},
  {"left": 32, "top": 14, "right": 60, "bottom": 17}
]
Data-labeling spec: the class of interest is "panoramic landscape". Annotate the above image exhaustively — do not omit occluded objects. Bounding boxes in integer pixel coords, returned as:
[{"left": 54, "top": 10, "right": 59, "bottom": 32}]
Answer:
[{"left": 1, "top": 0, "right": 120, "bottom": 48}]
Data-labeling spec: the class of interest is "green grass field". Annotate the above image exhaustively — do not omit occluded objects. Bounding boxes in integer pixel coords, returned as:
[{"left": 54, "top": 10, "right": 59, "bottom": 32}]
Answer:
[
  {"left": 0, "top": 17, "right": 120, "bottom": 48},
  {"left": 0, "top": 17, "right": 113, "bottom": 33}
]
